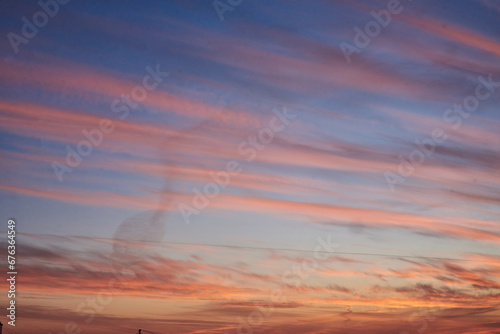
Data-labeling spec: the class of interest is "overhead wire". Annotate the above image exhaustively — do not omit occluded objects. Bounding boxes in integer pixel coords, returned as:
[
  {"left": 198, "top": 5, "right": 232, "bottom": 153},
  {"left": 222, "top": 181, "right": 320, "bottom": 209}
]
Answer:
[{"left": 12, "top": 231, "right": 485, "bottom": 262}]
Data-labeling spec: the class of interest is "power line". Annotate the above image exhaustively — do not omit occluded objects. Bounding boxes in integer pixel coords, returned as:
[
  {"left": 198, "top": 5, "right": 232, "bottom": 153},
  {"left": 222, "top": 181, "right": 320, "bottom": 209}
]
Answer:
[{"left": 13, "top": 231, "right": 482, "bottom": 262}]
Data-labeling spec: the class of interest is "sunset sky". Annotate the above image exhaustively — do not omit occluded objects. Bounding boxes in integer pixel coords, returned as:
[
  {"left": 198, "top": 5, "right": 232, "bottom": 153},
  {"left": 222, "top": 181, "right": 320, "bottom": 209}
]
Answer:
[{"left": 0, "top": 0, "right": 500, "bottom": 333}]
